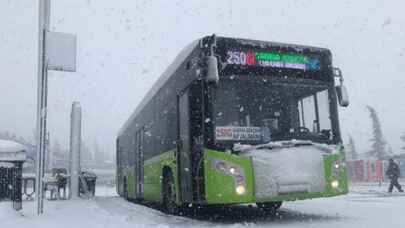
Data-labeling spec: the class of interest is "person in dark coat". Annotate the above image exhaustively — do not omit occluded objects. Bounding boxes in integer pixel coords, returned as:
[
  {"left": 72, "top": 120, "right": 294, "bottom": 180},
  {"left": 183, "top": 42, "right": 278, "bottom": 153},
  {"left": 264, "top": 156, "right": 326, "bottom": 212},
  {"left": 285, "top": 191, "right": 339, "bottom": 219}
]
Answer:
[{"left": 386, "top": 159, "right": 403, "bottom": 193}]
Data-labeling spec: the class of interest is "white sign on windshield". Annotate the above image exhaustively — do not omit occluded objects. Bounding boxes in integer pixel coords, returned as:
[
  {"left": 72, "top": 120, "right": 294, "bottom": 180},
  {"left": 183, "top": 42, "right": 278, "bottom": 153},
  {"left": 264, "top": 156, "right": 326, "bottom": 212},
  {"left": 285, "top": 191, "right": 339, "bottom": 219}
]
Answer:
[{"left": 216, "top": 126, "right": 262, "bottom": 141}]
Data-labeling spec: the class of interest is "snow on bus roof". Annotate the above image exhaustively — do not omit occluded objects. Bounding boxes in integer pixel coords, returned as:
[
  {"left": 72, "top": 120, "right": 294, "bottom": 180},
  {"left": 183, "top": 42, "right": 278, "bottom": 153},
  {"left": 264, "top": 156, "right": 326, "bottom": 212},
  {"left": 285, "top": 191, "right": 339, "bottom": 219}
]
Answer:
[
  {"left": 118, "top": 39, "right": 200, "bottom": 137},
  {"left": 230, "top": 37, "right": 331, "bottom": 53},
  {"left": 0, "top": 139, "right": 26, "bottom": 161}
]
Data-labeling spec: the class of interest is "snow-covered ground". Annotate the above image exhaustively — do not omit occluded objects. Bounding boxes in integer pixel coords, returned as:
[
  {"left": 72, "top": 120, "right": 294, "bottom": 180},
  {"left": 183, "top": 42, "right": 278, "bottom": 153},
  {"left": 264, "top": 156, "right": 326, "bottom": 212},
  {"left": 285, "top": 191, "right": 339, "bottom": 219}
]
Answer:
[{"left": 1, "top": 183, "right": 405, "bottom": 228}]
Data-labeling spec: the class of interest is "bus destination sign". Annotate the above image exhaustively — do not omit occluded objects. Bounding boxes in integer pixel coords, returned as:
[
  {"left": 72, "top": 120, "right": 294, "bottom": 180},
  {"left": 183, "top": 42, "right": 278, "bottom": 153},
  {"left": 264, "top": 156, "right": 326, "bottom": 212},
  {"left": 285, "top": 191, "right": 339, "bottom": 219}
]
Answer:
[
  {"left": 215, "top": 126, "right": 262, "bottom": 141},
  {"left": 226, "top": 50, "right": 321, "bottom": 71}
]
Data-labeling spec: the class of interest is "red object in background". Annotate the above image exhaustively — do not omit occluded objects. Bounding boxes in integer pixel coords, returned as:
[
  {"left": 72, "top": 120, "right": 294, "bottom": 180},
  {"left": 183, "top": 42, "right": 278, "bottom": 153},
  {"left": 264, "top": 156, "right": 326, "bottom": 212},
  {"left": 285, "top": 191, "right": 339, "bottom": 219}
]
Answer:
[
  {"left": 246, "top": 51, "right": 256, "bottom": 66},
  {"left": 365, "top": 160, "right": 384, "bottom": 182},
  {"left": 348, "top": 159, "right": 386, "bottom": 182},
  {"left": 354, "top": 160, "right": 365, "bottom": 182},
  {"left": 377, "top": 160, "right": 384, "bottom": 182}
]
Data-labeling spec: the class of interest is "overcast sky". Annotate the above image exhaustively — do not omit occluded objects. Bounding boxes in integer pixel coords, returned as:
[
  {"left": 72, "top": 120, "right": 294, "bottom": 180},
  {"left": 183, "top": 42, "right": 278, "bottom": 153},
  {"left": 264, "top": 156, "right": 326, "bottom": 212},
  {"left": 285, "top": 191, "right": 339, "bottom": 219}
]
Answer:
[{"left": 1, "top": 0, "right": 405, "bottom": 157}]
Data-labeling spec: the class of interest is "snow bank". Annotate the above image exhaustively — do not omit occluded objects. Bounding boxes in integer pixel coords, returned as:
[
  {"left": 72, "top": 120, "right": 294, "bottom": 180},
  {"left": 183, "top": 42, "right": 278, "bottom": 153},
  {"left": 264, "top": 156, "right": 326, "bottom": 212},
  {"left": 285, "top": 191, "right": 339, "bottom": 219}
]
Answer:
[
  {"left": 0, "top": 202, "right": 22, "bottom": 220},
  {"left": 0, "top": 139, "right": 26, "bottom": 153}
]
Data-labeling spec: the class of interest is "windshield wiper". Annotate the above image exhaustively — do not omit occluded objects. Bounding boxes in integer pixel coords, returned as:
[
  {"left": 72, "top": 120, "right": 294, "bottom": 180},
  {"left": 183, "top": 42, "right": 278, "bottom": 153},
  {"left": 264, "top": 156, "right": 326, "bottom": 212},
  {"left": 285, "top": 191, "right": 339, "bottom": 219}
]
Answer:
[
  {"left": 234, "top": 139, "right": 338, "bottom": 154},
  {"left": 233, "top": 139, "right": 314, "bottom": 152}
]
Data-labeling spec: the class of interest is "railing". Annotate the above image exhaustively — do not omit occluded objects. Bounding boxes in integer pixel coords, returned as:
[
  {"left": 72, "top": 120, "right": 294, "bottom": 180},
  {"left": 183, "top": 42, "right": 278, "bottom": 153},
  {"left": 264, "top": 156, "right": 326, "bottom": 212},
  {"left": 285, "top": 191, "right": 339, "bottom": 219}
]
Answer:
[{"left": 20, "top": 171, "right": 97, "bottom": 200}]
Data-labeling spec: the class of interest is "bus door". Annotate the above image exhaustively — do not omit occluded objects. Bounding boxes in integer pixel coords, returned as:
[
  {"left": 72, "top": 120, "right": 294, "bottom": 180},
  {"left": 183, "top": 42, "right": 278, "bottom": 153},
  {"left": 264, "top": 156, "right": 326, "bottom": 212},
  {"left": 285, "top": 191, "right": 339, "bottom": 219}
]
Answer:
[
  {"left": 177, "top": 90, "right": 193, "bottom": 202},
  {"left": 135, "top": 129, "right": 144, "bottom": 199}
]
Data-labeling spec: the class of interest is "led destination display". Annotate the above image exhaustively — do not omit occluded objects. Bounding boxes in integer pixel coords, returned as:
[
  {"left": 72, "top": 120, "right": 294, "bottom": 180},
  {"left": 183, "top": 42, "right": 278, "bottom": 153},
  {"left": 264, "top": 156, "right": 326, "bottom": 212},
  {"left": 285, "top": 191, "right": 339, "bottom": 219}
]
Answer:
[{"left": 226, "top": 50, "right": 321, "bottom": 71}]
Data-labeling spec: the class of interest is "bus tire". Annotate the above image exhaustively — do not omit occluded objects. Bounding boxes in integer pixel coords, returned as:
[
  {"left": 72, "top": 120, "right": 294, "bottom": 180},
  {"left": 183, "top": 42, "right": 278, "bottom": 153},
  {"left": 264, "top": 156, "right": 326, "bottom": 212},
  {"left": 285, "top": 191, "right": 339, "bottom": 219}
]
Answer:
[
  {"left": 257, "top": 201, "right": 282, "bottom": 212},
  {"left": 162, "top": 172, "right": 179, "bottom": 215}
]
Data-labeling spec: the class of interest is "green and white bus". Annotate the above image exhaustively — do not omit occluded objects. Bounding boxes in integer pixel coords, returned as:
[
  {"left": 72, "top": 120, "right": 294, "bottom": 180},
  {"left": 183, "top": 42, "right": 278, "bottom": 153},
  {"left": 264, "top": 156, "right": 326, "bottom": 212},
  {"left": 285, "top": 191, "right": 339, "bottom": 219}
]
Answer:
[{"left": 116, "top": 35, "right": 350, "bottom": 214}]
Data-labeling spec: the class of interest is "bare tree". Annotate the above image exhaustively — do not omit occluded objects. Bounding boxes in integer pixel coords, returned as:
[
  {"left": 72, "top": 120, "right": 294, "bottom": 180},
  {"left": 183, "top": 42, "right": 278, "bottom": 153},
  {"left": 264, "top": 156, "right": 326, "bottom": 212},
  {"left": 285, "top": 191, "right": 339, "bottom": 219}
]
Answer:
[
  {"left": 401, "top": 132, "right": 405, "bottom": 152},
  {"left": 51, "top": 139, "right": 67, "bottom": 168},
  {"left": 81, "top": 140, "right": 94, "bottom": 168},
  {"left": 366, "top": 105, "right": 387, "bottom": 159},
  {"left": 346, "top": 135, "right": 358, "bottom": 160}
]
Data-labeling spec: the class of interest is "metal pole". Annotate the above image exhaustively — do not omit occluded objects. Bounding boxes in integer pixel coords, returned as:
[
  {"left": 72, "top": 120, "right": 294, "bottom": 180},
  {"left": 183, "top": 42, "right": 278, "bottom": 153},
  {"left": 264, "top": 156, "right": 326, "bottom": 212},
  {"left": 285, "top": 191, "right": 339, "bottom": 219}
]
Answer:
[
  {"left": 69, "top": 102, "right": 82, "bottom": 199},
  {"left": 35, "top": 0, "right": 50, "bottom": 215},
  {"left": 45, "top": 132, "right": 50, "bottom": 171}
]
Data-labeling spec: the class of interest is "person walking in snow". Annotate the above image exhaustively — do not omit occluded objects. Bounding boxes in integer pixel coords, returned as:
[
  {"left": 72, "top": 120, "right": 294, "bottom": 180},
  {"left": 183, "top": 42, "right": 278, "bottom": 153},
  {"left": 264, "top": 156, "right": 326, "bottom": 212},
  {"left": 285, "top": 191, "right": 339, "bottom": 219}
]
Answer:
[{"left": 386, "top": 158, "right": 403, "bottom": 193}]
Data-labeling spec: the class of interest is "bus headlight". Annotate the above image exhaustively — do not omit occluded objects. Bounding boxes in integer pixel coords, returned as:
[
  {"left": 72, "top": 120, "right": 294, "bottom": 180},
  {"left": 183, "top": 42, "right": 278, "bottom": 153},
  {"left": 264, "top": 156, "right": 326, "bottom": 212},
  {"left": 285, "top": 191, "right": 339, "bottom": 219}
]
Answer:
[
  {"left": 332, "top": 160, "right": 343, "bottom": 177},
  {"left": 236, "top": 185, "right": 246, "bottom": 195},
  {"left": 211, "top": 159, "right": 243, "bottom": 177},
  {"left": 211, "top": 158, "right": 247, "bottom": 195},
  {"left": 334, "top": 162, "right": 340, "bottom": 169},
  {"left": 215, "top": 161, "right": 227, "bottom": 172},
  {"left": 331, "top": 180, "right": 339, "bottom": 188}
]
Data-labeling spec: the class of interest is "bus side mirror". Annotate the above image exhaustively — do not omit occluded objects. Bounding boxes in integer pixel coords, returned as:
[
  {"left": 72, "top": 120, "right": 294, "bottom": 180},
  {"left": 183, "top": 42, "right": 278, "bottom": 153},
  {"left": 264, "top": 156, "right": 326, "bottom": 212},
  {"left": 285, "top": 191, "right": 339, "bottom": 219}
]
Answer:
[
  {"left": 333, "top": 67, "right": 349, "bottom": 107},
  {"left": 206, "top": 55, "right": 219, "bottom": 83},
  {"left": 336, "top": 85, "right": 349, "bottom": 107}
]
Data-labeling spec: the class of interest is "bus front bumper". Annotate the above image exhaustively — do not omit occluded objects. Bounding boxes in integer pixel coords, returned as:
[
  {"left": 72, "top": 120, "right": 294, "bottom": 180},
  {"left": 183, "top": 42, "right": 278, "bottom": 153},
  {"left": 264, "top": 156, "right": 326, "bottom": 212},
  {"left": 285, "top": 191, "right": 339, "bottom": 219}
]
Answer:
[{"left": 203, "top": 148, "right": 348, "bottom": 205}]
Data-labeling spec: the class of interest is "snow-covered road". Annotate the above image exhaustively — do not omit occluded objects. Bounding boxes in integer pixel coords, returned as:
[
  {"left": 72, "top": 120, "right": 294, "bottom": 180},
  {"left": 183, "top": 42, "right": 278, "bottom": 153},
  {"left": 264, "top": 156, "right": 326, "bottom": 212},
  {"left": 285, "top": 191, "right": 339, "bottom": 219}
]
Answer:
[{"left": 1, "top": 184, "right": 405, "bottom": 228}]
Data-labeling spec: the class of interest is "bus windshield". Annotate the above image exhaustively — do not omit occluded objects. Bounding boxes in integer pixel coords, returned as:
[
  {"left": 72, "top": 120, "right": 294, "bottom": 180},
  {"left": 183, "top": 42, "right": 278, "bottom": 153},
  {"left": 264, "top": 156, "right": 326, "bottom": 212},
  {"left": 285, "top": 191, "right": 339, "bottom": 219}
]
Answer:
[{"left": 212, "top": 77, "right": 335, "bottom": 145}]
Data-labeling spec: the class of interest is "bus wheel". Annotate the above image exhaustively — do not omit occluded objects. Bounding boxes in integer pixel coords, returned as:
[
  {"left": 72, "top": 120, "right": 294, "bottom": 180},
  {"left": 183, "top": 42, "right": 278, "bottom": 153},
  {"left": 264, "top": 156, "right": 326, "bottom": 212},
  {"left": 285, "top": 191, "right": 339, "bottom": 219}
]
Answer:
[
  {"left": 257, "top": 201, "right": 282, "bottom": 212},
  {"left": 162, "top": 173, "right": 179, "bottom": 215}
]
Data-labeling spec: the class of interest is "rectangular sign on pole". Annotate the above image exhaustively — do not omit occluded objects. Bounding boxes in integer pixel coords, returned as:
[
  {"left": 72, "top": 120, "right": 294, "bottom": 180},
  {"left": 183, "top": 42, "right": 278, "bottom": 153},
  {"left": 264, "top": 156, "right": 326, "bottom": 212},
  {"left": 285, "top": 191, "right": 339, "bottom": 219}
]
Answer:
[{"left": 46, "top": 31, "right": 77, "bottom": 72}]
